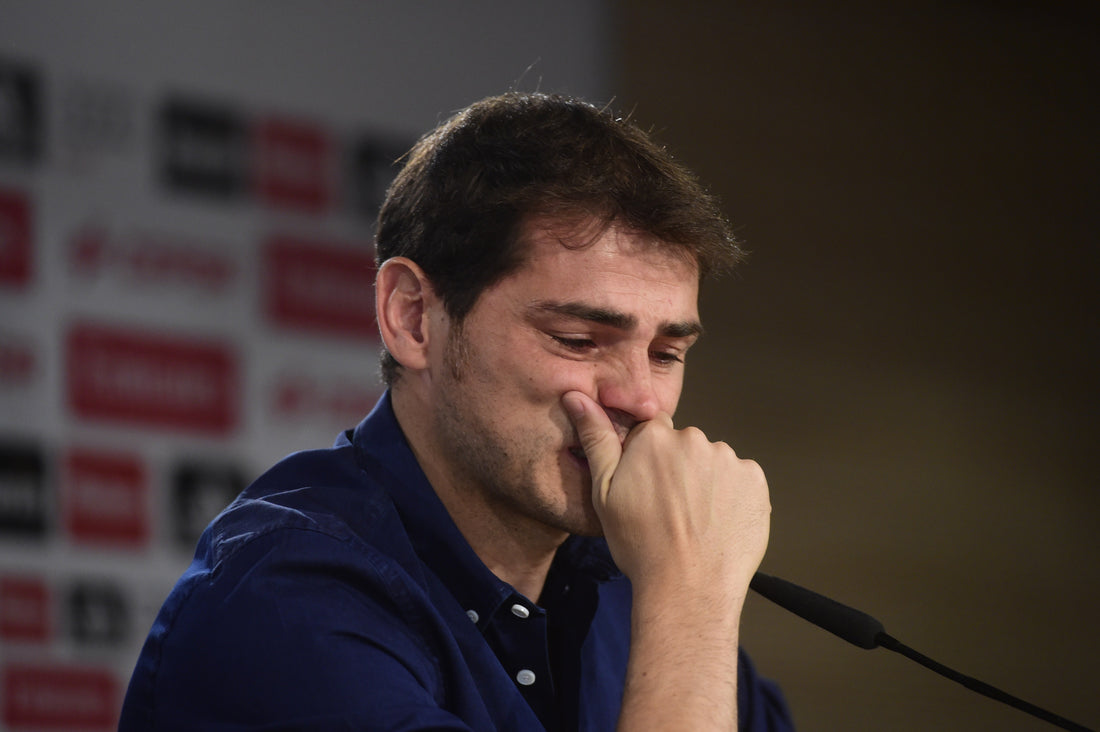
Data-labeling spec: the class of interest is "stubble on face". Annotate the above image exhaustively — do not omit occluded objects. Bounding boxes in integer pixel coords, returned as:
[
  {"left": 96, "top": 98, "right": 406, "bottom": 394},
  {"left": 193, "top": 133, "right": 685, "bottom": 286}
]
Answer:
[{"left": 432, "top": 318, "right": 601, "bottom": 540}]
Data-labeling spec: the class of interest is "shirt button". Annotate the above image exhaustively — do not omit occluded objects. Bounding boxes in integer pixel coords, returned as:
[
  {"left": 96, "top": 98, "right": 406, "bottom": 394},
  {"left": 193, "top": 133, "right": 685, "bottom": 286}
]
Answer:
[
  {"left": 466, "top": 609, "right": 479, "bottom": 623},
  {"left": 516, "top": 669, "right": 536, "bottom": 686},
  {"left": 510, "top": 603, "right": 530, "bottom": 619}
]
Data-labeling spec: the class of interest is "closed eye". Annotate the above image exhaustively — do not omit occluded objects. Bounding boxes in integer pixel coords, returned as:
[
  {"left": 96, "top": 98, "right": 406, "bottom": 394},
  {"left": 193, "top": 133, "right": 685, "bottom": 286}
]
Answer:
[
  {"left": 550, "top": 335, "right": 597, "bottom": 352},
  {"left": 651, "top": 350, "right": 684, "bottom": 365}
]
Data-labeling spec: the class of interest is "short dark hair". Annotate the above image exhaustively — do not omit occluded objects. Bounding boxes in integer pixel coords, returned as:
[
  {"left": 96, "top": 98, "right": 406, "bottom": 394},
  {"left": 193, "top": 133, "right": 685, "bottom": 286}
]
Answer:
[{"left": 375, "top": 92, "right": 742, "bottom": 384}]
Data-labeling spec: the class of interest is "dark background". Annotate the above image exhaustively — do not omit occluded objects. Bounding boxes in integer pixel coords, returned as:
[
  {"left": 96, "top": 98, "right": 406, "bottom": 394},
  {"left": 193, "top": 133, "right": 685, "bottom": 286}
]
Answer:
[{"left": 614, "top": 1, "right": 1097, "bottom": 729}]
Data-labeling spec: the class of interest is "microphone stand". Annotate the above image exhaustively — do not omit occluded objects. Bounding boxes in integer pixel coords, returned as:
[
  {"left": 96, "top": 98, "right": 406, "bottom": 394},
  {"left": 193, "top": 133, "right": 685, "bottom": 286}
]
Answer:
[{"left": 750, "top": 572, "right": 1095, "bottom": 732}]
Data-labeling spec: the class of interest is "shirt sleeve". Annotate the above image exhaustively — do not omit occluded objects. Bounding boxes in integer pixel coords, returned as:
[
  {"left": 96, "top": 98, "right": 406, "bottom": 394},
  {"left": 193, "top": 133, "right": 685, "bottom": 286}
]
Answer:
[{"left": 738, "top": 646, "right": 797, "bottom": 731}]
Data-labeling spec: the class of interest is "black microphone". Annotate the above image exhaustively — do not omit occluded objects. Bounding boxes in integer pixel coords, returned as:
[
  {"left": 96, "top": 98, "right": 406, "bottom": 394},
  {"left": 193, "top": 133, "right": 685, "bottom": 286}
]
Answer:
[{"left": 749, "top": 572, "right": 1095, "bottom": 732}]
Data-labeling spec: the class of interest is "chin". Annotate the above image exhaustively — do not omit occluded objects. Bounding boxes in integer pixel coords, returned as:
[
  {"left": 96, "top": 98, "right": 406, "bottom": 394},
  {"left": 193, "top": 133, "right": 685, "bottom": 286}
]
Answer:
[
  {"left": 558, "top": 503, "right": 604, "bottom": 538},
  {"left": 557, "top": 484, "right": 602, "bottom": 537}
]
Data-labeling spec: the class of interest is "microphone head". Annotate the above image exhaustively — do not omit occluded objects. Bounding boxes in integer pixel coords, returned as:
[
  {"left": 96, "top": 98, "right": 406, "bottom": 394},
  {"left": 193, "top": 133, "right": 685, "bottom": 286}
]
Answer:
[{"left": 750, "top": 572, "right": 884, "bottom": 649}]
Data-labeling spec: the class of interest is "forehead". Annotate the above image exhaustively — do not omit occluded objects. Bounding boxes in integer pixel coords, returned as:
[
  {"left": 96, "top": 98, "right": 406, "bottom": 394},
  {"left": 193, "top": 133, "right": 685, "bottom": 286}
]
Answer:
[{"left": 496, "top": 218, "right": 701, "bottom": 315}]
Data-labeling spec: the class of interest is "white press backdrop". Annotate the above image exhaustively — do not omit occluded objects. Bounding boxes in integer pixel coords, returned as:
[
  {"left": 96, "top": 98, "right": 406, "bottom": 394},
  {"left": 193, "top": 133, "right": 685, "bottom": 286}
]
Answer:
[{"left": 0, "top": 3, "right": 610, "bottom": 728}]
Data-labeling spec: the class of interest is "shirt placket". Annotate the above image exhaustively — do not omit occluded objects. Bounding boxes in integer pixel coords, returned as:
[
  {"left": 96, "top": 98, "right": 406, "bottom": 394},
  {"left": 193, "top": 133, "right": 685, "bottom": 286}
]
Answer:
[{"left": 482, "top": 593, "right": 558, "bottom": 730}]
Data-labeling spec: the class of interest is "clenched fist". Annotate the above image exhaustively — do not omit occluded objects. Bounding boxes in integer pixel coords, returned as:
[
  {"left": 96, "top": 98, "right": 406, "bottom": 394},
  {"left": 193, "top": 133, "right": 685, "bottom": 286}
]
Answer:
[{"left": 562, "top": 390, "right": 770, "bottom": 603}]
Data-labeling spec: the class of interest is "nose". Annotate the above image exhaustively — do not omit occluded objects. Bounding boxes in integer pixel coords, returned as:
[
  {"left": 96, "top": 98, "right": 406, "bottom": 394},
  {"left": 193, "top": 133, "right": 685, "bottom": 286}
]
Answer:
[{"left": 595, "top": 353, "right": 662, "bottom": 433}]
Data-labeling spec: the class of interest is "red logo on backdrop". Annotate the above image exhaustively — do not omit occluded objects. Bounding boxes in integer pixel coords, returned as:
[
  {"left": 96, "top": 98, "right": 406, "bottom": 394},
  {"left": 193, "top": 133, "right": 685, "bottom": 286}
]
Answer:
[
  {"left": 2, "top": 664, "right": 119, "bottom": 730},
  {"left": 272, "top": 372, "right": 381, "bottom": 425},
  {"left": 68, "top": 221, "right": 239, "bottom": 292},
  {"left": 263, "top": 236, "right": 378, "bottom": 339},
  {"left": 254, "top": 118, "right": 334, "bottom": 212},
  {"left": 64, "top": 449, "right": 148, "bottom": 547},
  {"left": 0, "top": 576, "right": 50, "bottom": 642},
  {"left": 66, "top": 323, "right": 238, "bottom": 433},
  {"left": 0, "top": 189, "right": 32, "bottom": 287}
]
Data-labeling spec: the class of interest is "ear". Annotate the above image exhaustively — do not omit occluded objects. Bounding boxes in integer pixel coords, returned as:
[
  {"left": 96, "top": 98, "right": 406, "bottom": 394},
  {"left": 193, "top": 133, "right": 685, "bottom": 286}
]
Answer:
[{"left": 375, "top": 257, "right": 438, "bottom": 373}]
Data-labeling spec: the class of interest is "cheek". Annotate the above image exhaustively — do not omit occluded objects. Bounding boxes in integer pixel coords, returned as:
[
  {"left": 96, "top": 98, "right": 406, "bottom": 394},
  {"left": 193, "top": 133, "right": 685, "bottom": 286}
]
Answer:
[
  {"left": 535, "top": 360, "right": 599, "bottom": 397},
  {"left": 656, "top": 374, "right": 685, "bottom": 415},
  {"left": 478, "top": 346, "right": 583, "bottom": 406}
]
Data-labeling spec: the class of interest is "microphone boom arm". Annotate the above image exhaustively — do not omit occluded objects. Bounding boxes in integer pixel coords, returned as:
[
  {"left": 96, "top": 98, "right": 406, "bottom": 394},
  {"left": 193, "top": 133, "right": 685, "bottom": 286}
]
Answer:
[{"left": 749, "top": 572, "right": 1094, "bottom": 732}]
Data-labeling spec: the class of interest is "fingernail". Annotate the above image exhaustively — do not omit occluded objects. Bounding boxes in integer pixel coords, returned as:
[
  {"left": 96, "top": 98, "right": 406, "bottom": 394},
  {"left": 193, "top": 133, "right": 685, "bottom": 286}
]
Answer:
[{"left": 561, "top": 392, "right": 585, "bottom": 420}]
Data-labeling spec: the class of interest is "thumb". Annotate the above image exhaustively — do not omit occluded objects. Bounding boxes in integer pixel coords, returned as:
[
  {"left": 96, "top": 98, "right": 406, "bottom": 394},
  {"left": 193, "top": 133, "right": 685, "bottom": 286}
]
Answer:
[{"left": 561, "top": 391, "right": 622, "bottom": 502}]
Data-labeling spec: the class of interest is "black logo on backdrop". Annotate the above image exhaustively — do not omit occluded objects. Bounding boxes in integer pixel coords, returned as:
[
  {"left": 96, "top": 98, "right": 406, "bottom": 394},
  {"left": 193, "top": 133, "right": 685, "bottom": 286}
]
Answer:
[
  {"left": 0, "top": 57, "right": 43, "bottom": 165},
  {"left": 66, "top": 579, "right": 129, "bottom": 645},
  {"left": 0, "top": 441, "right": 47, "bottom": 537},
  {"left": 171, "top": 460, "right": 246, "bottom": 549},
  {"left": 158, "top": 97, "right": 248, "bottom": 199}
]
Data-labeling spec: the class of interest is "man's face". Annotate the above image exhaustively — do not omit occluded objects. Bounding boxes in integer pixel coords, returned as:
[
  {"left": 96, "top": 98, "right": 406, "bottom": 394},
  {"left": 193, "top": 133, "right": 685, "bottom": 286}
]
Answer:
[{"left": 426, "top": 219, "right": 701, "bottom": 539}]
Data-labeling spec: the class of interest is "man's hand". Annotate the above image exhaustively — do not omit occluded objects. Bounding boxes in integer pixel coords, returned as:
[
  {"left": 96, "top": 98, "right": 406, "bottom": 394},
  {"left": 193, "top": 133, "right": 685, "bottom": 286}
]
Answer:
[
  {"left": 562, "top": 390, "right": 772, "bottom": 730},
  {"left": 561, "top": 390, "right": 770, "bottom": 598}
]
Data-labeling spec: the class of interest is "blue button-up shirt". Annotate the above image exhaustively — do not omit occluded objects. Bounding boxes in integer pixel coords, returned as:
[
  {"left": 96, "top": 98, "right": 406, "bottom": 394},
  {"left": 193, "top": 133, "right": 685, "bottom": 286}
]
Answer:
[{"left": 120, "top": 392, "right": 794, "bottom": 730}]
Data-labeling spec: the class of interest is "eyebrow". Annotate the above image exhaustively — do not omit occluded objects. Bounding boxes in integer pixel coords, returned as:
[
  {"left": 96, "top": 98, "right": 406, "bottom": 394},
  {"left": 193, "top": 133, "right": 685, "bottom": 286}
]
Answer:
[{"left": 528, "top": 300, "right": 704, "bottom": 339}]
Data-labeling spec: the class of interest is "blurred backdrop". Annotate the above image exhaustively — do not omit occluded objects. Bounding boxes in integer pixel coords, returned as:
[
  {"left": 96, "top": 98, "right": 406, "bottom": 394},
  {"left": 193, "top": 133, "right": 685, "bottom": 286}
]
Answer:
[{"left": 0, "top": 2, "right": 1096, "bottom": 730}]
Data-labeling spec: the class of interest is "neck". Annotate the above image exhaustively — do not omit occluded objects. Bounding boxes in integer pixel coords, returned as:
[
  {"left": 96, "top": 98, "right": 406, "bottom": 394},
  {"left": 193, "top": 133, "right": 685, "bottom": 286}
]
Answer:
[
  {"left": 391, "top": 385, "right": 566, "bottom": 601},
  {"left": 445, "top": 498, "right": 564, "bottom": 601}
]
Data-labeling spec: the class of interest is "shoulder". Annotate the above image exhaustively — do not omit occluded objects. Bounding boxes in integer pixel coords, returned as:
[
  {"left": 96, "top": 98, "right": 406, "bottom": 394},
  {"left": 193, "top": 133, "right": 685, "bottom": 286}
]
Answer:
[
  {"left": 123, "top": 445, "right": 456, "bottom": 727},
  {"left": 202, "top": 442, "right": 416, "bottom": 570},
  {"left": 190, "top": 440, "right": 430, "bottom": 610}
]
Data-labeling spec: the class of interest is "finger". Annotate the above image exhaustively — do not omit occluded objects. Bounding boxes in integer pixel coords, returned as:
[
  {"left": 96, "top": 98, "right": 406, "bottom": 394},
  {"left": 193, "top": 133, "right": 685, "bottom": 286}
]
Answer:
[{"left": 561, "top": 391, "right": 622, "bottom": 500}]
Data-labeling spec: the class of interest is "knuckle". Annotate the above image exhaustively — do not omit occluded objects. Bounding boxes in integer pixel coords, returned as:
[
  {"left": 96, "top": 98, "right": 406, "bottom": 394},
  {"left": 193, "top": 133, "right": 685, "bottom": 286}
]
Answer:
[{"left": 680, "top": 425, "right": 706, "bottom": 441}]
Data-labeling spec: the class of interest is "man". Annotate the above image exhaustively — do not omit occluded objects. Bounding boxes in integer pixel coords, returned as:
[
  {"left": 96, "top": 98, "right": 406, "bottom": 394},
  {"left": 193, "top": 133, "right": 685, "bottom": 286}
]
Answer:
[{"left": 120, "top": 92, "right": 794, "bottom": 730}]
